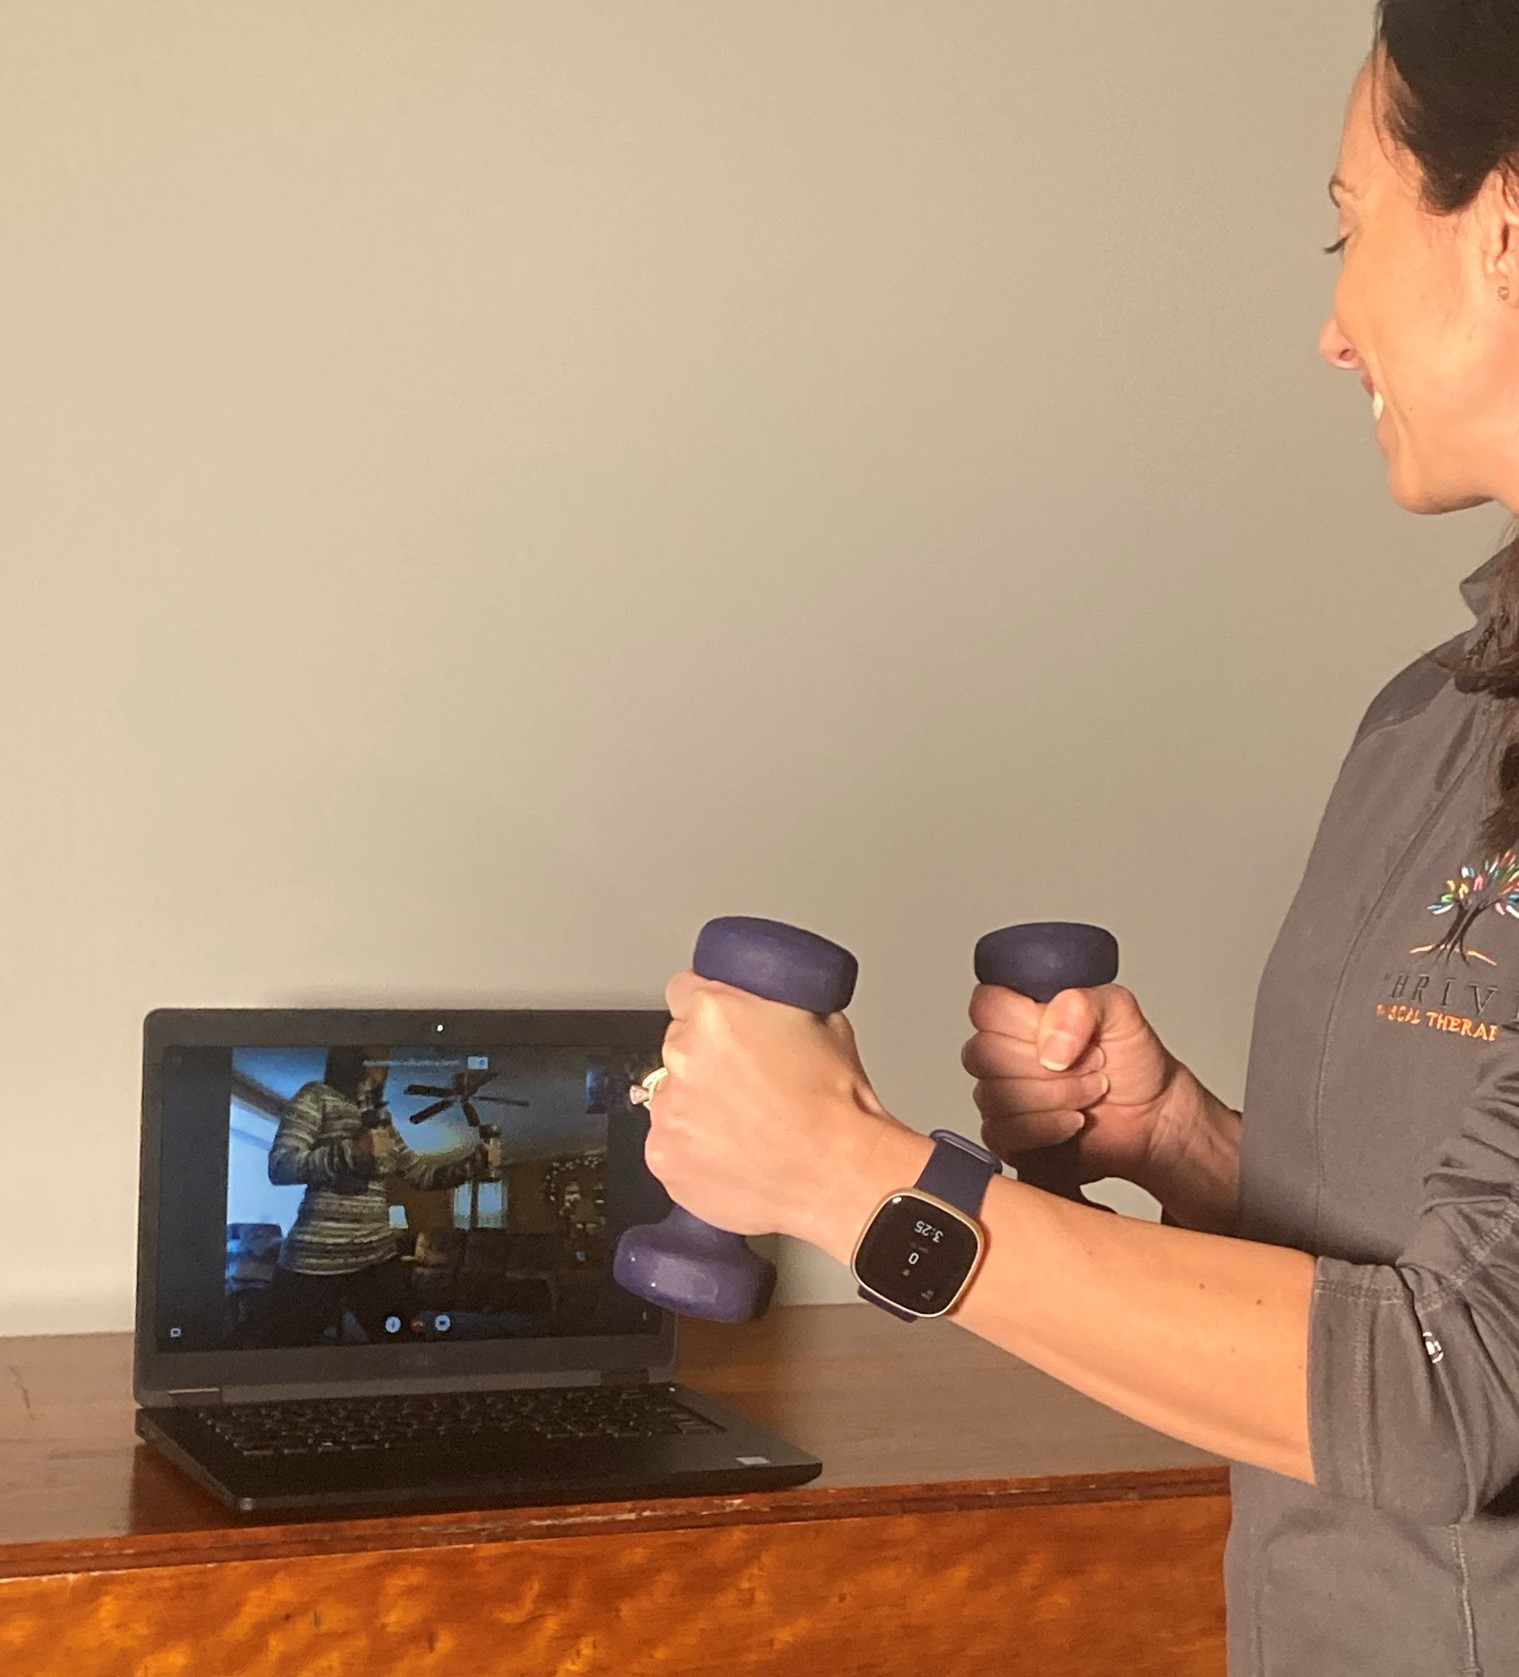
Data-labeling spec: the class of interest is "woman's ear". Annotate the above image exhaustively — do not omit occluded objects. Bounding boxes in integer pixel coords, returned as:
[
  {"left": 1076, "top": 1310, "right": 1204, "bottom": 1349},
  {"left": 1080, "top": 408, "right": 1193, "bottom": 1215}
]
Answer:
[{"left": 1491, "top": 166, "right": 1519, "bottom": 304}]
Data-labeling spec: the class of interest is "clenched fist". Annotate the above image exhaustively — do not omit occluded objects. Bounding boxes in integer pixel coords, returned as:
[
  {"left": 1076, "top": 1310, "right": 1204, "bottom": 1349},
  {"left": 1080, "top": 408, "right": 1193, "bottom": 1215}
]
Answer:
[
  {"left": 354, "top": 1125, "right": 398, "bottom": 1177},
  {"left": 961, "top": 981, "right": 1185, "bottom": 1191}
]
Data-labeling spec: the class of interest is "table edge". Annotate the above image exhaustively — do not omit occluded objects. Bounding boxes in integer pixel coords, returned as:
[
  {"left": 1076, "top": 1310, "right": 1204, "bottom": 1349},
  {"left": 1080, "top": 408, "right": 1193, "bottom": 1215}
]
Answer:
[{"left": 0, "top": 1463, "right": 1230, "bottom": 1580}]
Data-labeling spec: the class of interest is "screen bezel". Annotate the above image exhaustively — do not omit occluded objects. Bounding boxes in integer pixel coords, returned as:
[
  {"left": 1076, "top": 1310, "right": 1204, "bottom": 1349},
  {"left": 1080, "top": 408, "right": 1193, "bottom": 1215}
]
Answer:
[{"left": 135, "top": 1006, "right": 676, "bottom": 1405}]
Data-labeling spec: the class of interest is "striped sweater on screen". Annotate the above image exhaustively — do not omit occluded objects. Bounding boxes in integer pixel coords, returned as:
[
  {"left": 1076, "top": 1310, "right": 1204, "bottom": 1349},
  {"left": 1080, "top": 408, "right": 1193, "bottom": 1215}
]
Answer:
[{"left": 268, "top": 1081, "right": 481, "bottom": 1276}]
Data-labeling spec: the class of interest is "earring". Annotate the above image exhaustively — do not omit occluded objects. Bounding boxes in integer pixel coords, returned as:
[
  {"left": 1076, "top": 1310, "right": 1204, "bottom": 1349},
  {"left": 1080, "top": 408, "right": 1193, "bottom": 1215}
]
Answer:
[{"left": 1503, "top": 285, "right": 1513, "bottom": 302}]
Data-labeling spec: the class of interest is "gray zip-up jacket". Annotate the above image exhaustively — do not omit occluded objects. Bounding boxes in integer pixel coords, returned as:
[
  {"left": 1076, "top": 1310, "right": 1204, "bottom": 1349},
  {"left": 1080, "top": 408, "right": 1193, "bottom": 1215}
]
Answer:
[{"left": 1229, "top": 548, "right": 1519, "bottom": 1675}]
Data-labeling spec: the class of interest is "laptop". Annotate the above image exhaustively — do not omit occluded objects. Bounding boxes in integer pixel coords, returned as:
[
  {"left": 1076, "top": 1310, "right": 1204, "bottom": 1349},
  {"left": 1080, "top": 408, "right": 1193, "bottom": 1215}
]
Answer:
[{"left": 134, "top": 1007, "right": 822, "bottom": 1515}]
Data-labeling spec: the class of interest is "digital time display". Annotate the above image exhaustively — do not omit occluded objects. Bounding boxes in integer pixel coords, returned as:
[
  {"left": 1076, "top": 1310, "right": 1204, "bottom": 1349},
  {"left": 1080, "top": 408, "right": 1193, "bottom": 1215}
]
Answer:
[{"left": 853, "top": 1193, "right": 981, "bottom": 1316}]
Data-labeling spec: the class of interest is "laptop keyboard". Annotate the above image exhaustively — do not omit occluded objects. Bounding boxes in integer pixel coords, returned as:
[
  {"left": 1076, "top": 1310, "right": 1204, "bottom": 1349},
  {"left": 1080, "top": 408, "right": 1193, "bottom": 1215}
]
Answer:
[{"left": 201, "top": 1384, "right": 724, "bottom": 1459}]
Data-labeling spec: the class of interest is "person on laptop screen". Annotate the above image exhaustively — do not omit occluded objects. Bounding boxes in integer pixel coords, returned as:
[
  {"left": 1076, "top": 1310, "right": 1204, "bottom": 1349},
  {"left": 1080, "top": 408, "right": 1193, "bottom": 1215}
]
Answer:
[{"left": 262, "top": 1046, "right": 500, "bottom": 1347}]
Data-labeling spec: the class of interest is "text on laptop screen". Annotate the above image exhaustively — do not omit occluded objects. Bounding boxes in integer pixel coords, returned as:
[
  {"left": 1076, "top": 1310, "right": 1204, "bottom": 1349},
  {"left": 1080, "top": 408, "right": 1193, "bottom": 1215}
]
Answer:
[{"left": 154, "top": 1041, "right": 668, "bottom": 1352}]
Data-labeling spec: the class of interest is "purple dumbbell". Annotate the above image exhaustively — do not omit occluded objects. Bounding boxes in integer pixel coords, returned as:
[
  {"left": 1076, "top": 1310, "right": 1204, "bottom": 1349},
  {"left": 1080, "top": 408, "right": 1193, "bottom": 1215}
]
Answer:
[
  {"left": 613, "top": 916, "right": 860, "bottom": 1324},
  {"left": 974, "top": 922, "right": 1120, "bottom": 1212}
]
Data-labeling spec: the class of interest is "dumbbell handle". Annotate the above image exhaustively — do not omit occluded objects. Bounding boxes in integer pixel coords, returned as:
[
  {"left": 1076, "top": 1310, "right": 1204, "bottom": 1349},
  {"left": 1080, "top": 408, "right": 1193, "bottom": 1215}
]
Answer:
[
  {"left": 974, "top": 922, "right": 1120, "bottom": 1213},
  {"left": 612, "top": 917, "right": 860, "bottom": 1324}
]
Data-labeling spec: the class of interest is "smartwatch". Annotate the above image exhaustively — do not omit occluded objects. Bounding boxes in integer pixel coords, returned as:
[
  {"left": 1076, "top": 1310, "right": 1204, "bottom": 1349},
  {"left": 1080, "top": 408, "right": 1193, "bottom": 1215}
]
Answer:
[{"left": 851, "top": 1129, "right": 1003, "bottom": 1322}]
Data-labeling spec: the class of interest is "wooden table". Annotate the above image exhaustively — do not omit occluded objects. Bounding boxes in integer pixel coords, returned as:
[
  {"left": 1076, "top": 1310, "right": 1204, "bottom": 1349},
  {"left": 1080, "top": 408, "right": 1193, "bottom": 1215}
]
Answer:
[{"left": 0, "top": 1303, "right": 1230, "bottom": 1675}]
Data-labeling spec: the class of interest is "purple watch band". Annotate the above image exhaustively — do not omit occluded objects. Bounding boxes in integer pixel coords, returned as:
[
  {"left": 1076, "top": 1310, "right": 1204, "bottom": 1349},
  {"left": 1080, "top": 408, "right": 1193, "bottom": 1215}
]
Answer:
[{"left": 914, "top": 1128, "right": 1002, "bottom": 1216}]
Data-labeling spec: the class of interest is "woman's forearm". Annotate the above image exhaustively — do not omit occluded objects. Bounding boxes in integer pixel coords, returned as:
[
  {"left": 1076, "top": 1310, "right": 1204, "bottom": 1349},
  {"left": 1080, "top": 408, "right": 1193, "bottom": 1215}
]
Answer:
[
  {"left": 1138, "top": 1065, "right": 1245, "bottom": 1236},
  {"left": 809, "top": 1119, "right": 1315, "bottom": 1483}
]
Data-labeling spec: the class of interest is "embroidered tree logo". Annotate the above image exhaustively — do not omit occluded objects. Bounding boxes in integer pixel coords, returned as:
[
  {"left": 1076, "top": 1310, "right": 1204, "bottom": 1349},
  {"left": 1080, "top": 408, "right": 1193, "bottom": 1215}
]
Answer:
[{"left": 1412, "top": 850, "right": 1519, "bottom": 967}]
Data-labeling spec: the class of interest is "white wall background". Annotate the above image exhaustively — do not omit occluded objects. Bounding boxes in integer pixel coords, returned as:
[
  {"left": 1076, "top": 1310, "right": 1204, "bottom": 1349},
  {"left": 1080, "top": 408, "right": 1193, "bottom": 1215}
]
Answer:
[{"left": 0, "top": 2, "right": 1506, "bottom": 1335}]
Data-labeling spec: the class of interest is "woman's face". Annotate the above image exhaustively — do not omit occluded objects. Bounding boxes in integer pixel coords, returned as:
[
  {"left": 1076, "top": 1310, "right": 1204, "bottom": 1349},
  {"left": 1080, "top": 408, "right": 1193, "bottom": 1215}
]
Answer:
[{"left": 1319, "top": 55, "right": 1519, "bottom": 515}]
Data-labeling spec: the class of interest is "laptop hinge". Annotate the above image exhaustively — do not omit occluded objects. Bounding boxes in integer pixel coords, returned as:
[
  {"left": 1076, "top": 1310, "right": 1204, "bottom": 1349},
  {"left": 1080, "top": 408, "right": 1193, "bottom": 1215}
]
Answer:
[
  {"left": 599, "top": 1368, "right": 649, "bottom": 1387},
  {"left": 167, "top": 1388, "right": 223, "bottom": 1406}
]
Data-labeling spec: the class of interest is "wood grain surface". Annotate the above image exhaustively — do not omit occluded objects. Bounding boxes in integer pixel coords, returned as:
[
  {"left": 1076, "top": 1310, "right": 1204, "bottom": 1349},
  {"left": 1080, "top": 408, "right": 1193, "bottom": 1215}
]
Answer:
[{"left": 0, "top": 1304, "right": 1231, "bottom": 1675}]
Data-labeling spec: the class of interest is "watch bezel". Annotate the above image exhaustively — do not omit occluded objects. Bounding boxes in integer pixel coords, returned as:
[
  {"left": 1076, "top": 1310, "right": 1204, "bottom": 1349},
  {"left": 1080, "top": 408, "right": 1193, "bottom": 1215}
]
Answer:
[{"left": 849, "top": 1187, "right": 987, "bottom": 1320}]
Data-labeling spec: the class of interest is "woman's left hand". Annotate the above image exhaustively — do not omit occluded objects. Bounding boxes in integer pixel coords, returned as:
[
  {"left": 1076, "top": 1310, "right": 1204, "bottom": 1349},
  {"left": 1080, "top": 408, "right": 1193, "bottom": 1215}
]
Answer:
[{"left": 643, "top": 972, "right": 901, "bottom": 1244}]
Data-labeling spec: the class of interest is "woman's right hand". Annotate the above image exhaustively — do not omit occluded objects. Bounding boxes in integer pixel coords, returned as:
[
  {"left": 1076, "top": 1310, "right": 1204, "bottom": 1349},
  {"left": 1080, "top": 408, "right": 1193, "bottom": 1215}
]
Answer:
[
  {"left": 354, "top": 1126, "right": 398, "bottom": 1177},
  {"left": 961, "top": 981, "right": 1190, "bottom": 1192}
]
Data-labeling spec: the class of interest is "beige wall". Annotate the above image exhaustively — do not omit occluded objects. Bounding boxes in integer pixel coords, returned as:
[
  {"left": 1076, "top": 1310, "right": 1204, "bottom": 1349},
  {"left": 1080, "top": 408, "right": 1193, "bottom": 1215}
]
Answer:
[{"left": 0, "top": 2, "right": 1506, "bottom": 1334}]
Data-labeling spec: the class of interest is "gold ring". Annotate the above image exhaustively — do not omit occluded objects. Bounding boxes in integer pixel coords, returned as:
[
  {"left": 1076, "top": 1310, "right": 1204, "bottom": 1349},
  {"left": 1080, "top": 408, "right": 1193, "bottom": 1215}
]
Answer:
[{"left": 630, "top": 1066, "right": 669, "bottom": 1106}]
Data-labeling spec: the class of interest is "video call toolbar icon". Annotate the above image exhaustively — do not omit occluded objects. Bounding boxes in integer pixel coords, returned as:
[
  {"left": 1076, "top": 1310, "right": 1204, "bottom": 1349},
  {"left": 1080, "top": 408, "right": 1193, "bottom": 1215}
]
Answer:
[{"left": 384, "top": 1316, "right": 402, "bottom": 1335}]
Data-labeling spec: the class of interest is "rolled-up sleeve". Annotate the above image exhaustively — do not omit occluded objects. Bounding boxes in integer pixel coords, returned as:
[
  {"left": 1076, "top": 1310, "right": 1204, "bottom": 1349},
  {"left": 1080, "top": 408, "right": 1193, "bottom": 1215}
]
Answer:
[{"left": 1309, "top": 1026, "right": 1519, "bottom": 1526}]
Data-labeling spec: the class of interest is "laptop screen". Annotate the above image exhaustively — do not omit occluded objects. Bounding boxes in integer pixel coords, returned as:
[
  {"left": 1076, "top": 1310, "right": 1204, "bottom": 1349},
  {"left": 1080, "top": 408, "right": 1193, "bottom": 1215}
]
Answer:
[{"left": 150, "top": 1029, "right": 670, "bottom": 1357}]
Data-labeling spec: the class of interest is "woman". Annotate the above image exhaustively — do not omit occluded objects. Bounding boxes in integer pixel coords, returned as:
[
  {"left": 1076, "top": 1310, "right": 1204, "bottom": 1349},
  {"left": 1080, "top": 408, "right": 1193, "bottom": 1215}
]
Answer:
[
  {"left": 640, "top": 5, "right": 1519, "bottom": 1672},
  {"left": 264, "top": 1046, "right": 497, "bottom": 1345}
]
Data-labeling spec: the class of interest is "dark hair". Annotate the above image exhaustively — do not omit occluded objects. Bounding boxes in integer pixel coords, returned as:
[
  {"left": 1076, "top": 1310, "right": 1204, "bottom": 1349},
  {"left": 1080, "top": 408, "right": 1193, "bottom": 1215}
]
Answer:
[
  {"left": 323, "top": 1046, "right": 375, "bottom": 1101},
  {"left": 1376, "top": 0, "right": 1519, "bottom": 855}
]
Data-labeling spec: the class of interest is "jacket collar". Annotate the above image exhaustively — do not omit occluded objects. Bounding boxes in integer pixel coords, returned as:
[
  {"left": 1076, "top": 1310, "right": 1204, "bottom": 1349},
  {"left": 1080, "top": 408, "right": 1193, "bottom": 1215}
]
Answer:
[{"left": 1461, "top": 548, "right": 1509, "bottom": 628}]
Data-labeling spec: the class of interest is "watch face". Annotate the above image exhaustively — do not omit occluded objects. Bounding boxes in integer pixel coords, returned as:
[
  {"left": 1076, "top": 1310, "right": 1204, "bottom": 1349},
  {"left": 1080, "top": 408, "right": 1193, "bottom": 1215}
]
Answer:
[{"left": 853, "top": 1193, "right": 981, "bottom": 1317}]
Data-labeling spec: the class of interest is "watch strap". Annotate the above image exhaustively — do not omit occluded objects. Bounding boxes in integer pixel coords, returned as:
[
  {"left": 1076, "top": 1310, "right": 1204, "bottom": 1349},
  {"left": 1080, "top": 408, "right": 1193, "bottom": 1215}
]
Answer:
[{"left": 913, "top": 1128, "right": 1002, "bottom": 1217}]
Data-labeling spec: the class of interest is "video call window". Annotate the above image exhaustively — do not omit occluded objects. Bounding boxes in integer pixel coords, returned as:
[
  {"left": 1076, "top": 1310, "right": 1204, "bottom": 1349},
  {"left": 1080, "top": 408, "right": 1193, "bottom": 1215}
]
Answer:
[{"left": 211, "top": 1043, "right": 653, "bottom": 1352}]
